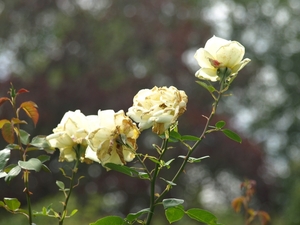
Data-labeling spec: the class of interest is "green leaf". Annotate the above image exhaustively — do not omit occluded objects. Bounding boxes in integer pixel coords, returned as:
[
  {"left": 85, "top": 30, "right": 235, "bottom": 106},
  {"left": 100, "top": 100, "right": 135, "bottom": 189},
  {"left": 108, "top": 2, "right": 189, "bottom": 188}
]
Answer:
[
  {"left": 0, "top": 171, "right": 7, "bottom": 179},
  {"left": 37, "top": 155, "right": 51, "bottom": 163},
  {"left": 126, "top": 208, "right": 150, "bottom": 222},
  {"left": 160, "top": 158, "right": 175, "bottom": 169},
  {"left": 5, "top": 144, "right": 19, "bottom": 150},
  {"left": 160, "top": 178, "right": 176, "bottom": 186},
  {"left": 4, "top": 198, "right": 21, "bottom": 211},
  {"left": 3, "top": 163, "right": 17, "bottom": 173},
  {"left": 138, "top": 172, "right": 150, "bottom": 180},
  {"left": 19, "top": 129, "right": 30, "bottom": 145},
  {"left": 105, "top": 163, "right": 139, "bottom": 177},
  {"left": 90, "top": 216, "right": 126, "bottom": 225},
  {"left": 181, "top": 135, "right": 200, "bottom": 141},
  {"left": 169, "top": 130, "right": 181, "bottom": 142},
  {"left": 70, "top": 209, "right": 78, "bottom": 217},
  {"left": 148, "top": 157, "right": 160, "bottom": 165},
  {"left": 30, "top": 135, "right": 54, "bottom": 150},
  {"left": 178, "top": 155, "right": 209, "bottom": 163},
  {"left": 56, "top": 180, "right": 65, "bottom": 190},
  {"left": 162, "top": 198, "right": 184, "bottom": 210},
  {"left": 46, "top": 203, "right": 53, "bottom": 213},
  {"left": 41, "top": 164, "right": 51, "bottom": 173},
  {"left": 0, "top": 201, "right": 5, "bottom": 207},
  {"left": 42, "top": 206, "right": 47, "bottom": 215},
  {"left": 0, "top": 149, "right": 10, "bottom": 171},
  {"left": 18, "top": 158, "right": 42, "bottom": 172},
  {"left": 215, "top": 121, "right": 226, "bottom": 129},
  {"left": 165, "top": 205, "right": 185, "bottom": 224},
  {"left": 5, "top": 165, "right": 21, "bottom": 182},
  {"left": 196, "top": 81, "right": 216, "bottom": 93},
  {"left": 32, "top": 203, "right": 54, "bottom": 216},
  {"left": 165, "top": 158, "right": 175, "bottom": 167},
  {"left": 222, "top": 129, "right": 242, "bottom": 143},
  {"left": 190, "top": 156, "right": 210, "bottom": 163},
  {"left": 186, "top": 208, "right": 220, "bottom": 225}
]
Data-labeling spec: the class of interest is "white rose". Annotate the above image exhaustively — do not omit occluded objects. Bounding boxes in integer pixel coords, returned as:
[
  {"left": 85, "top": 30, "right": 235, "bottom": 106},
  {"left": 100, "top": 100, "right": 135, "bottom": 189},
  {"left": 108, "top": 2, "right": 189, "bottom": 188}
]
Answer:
[
  {"left": 194, "top": 35, "right": 251, "bottom": 82},
  {"left": 127, "top": 86, "right": 188, "bottom": 135},
  {"left": 85, "top": 110, "right": 140, "bottom": 166},
  {"left": 46, "top": 110, "right": 89, "bottom": 162}
]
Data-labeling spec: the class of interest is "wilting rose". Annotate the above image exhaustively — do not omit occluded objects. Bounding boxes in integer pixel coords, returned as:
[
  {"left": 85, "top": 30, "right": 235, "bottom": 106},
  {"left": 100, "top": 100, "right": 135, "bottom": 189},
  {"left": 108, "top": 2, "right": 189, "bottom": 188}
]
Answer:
[
  {"left": 194, "top": 35, "right": 251, "bottom": 82},
  {"left": 46, "top": 110, "right": 89, "bottom": 162},
  {"left": 85, "top": 110, "right": 140, "bottom": 166},
  {"left": 127, "top": 86, "right": 188, "bottom": 135}
]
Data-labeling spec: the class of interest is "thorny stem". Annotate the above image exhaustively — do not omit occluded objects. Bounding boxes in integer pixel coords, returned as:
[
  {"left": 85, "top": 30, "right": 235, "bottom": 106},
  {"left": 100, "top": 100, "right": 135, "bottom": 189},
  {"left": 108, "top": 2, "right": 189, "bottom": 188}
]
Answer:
[
  {"left": 136, "top": 154, "right": 151, "bottom": 177},
  {"left": 59, "top": 153, "right": 79, "bottom": 225},
  {"left": 155, "top": 80, "right": 226, "bottom": 206},
  {"left": 145, "top": 138, "right": 169, "bottom": 225},
  {"left": 23, "top": 170, "right": 33, "bottom": 225}
]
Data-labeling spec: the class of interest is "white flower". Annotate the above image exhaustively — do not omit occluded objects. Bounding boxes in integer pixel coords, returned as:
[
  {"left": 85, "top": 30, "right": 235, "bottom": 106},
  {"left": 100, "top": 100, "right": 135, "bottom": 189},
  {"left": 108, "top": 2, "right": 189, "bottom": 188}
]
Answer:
[
  {"left": 127, "top": 86, "right": 188, "bottom": 135},
  {"left": 194, "top": 35, "right": 251, "bottom": 82},
  {"left": 46, "top": 110, "right": 89, "bottom": 162},
  {"left": 85, "top": 110, "right": 140, "bottom": 166}
]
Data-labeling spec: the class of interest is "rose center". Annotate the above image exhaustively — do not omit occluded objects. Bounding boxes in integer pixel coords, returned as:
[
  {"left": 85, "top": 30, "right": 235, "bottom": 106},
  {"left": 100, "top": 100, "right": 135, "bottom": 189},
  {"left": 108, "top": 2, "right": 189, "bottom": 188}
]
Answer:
[{"left": 209, "top": 58, "right": 221, "bottom": 68}]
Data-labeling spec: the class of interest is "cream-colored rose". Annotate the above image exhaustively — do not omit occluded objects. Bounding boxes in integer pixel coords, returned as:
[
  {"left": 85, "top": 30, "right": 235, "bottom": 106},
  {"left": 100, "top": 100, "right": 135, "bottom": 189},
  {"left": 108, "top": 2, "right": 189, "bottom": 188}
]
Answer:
[
  {"left": 127, "top": 86, "right": 188, "bottom": 135},
  {"left": 46, "top": 110, "right": 89, "bottom": 162},
  {"left": 194, "top": 35, "right": 251, "bottom": 82},
  {"left": 85, "top": 110, "right": 140, "bottom": 166}
]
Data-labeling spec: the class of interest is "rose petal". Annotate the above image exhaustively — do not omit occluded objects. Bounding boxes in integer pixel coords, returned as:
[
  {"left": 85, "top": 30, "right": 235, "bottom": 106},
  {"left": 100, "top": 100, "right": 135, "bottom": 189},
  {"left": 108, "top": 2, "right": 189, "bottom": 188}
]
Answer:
[
  {"left": 216, "top": 41, "right": 245, "bottom": 68},
  {"left": 85, "top": 146, "right": 100, "bottom": 163},
  {"left": 195, "top": 68, "right": 219, "bottom": 81},
  {"left": 194, "top": 48, "right": 215, "bottom": 68},
  {"left": 204, "top": 36, "right": 230, "bottom": 57},
  {"left": 231, "top": 58, "right": 251, "bottom": 74},
  {"left": 46, "top": 132, "right": 74, "bottom": 148},
  {"left": 59, "top": 147, "right": 77, "bottom": 162}
]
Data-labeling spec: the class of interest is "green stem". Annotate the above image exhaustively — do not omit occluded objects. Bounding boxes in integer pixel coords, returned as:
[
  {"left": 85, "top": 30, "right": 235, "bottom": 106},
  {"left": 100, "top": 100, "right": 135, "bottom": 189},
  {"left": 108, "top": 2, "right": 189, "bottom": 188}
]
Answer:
[
  {"left": 59, "top": 159, "right": 79, "bottom": 225},
  {"left": 24, "top": 171, "right": 33, "bottom": 225},
  {"left": 155, "top": 83, "right": 224, "bottom": 205},
  {"left": 136, "top": 154, "right": 151, "bottom": 177},
  {"left": 145, "top": 138, "right": 169, "bottom": 225}
]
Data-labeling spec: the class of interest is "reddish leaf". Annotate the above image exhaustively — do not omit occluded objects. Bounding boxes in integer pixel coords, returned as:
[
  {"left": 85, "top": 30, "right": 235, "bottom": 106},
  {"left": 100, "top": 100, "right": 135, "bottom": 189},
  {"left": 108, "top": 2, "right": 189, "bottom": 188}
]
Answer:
[
  {"left": 17, "top": 88, "right": 29, "bottom": 94},
  {"left": 0, "top": 97, "right": 10, "bottom": 107},
  {"left": 0, "top": 119, "right": 11, "bottom": 129},
  {"left": 231, "top": 197, "right": 244, "bottom": 212},
  {"left": 19, "top": 101, "right": 39, "bottom": 127},
  {"left": 2, "top": 122, "right": 15, "bottom": 144},
  {"left": 11, "top": 118, "right": 28, "bottom": 125},
  {"left": 258, "top": 211, "right": 271, "bottom": 225}
]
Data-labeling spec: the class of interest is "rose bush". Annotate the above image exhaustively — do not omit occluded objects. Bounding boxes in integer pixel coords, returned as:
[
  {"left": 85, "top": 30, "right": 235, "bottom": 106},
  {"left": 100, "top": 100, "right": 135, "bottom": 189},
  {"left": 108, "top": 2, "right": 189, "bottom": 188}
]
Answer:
[
  {"left": 0, "top": 35, "right": 258, "bottom": 225},
  {"left": 126, "top": 86, "right": 188, "bottom": 135},
  {"left": 194, "top": 35, "right": 251, "bottom": 82}
]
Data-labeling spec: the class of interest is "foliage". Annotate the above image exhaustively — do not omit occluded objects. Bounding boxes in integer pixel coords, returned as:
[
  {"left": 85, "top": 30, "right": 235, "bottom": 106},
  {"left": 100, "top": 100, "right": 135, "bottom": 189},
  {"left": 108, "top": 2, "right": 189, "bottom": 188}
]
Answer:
[
  {"left": 0, "top": 3, "right": 269, "bottom": 219},
  {"left": 0, "top": 49, "right": 261, "bottom": 225}
]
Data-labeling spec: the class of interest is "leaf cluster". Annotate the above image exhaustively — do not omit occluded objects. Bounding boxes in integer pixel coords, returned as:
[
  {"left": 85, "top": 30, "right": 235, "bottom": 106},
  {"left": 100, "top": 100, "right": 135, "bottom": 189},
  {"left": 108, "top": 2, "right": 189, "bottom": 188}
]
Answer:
[
  {"left": 89, "top": 198, "right": 223, "bottom": 225},
  {"left": 232, "top": 180, "right": 271, "bottom": 225}
]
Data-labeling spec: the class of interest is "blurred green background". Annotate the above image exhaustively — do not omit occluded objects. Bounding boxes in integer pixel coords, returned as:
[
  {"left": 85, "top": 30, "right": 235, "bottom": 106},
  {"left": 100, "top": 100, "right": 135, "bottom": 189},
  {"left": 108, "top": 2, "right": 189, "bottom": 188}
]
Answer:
[{"left": 1, "top": 0, "right": 300, "bottom": 224}]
